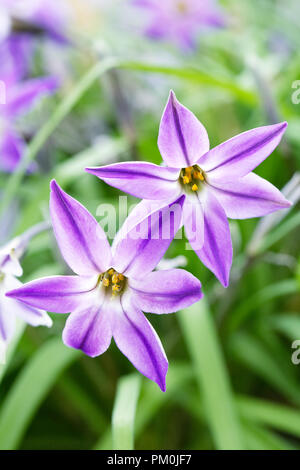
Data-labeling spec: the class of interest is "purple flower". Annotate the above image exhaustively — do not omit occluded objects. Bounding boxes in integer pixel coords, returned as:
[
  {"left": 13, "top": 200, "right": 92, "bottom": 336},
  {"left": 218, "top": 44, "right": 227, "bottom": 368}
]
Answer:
[
  {"left": 0, "top": 0, "right": 69, "bottom": 43},
  {"left": 0, "top": 35, "right": 58, "bottom": 172},
  {"left": 0, "top": 231, "right": 52, "bottom": 346},
  {"left": 6, "top": 180, "right": 202, "bottom": 390},
  {"left": 134, "top": 0, "right": 225, "bottom": 50},
  {"left": 86, "top": 91, "right": 292, "bottom": 287}
]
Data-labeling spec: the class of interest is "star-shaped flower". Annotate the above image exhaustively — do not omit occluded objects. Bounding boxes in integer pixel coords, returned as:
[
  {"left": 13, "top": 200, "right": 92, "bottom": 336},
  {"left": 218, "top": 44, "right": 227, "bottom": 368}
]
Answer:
[
  {"left": 86, "top": 91, "right": 291, "bottom": 287},
  {"left": 7, "top": 180, "right": 202, "bottom": 390},
  {"left": 134, "top": 0, "right": 225, "bottom": 50}
]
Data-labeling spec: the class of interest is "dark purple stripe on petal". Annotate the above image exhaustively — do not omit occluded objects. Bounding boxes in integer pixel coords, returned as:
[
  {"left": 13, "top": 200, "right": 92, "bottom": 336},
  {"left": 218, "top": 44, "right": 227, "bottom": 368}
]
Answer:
[
  {"left": 52, "top": 182, "right": 101, "bottom": 273},
  {"left": 208, "top": 123, "right": 287, "bottom": 173},
  {"left": 170, "top": 92, "right": 190, "bottom": 166}
]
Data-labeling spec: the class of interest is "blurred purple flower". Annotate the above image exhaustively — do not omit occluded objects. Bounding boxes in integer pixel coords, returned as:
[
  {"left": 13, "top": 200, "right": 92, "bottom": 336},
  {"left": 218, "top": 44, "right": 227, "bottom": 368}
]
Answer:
[
  {"left": 0, "top": 35, "right": 58, "bottom": 172},
  {"left": 133, "top": 0, "right": 225, "bottom": 49},
  {"left": 86, "top": 91, "right": 291, "bottom": 287},
  {"left": 0, "top": 228, "right": 52, "bottom": 346},
  {"left": 0, "top": 0, "right": 69, "bottom": 43},
  {"left": 7, "top": 180, "right": 202, "bottom": 390}
]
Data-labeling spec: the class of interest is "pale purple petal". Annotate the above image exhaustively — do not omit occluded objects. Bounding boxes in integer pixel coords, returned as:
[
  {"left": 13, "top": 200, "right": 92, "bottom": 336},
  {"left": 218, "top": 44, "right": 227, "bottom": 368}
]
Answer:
[
  {"left": 5, "top": 76, "right": 59, "bottom": 117},
  {"left": 62, "top": 301, "right": 112, "bottom": 358},
  {"left": 183, "top": 194, "right": 204, "bottom": 251},
  {"left": 0, "top": 289, "right": 16, "bottom": 342},
  {"left": 129, "top": 268, "right": 202, "bottom": 314},
  {"left": 0, "top": 34, "right": 32, "bottom": 85},
  {"left": 50, "top": 180, "right": 111, "bottom": 276},
  {"left": 158, "top": 91, "right": 209, "bottom": 168},
  {"left": 199, "top": 122, "right": 287, "bottom": 180},
  {"left": 6, "top": 275, "right": 98, "bottom": 314},
  {"left": 113, "top": 195, "right": 185, "bottom": 277},
  {"left": 112, "top": 295, "right": 168, "bottom": 391},
  {"left": 86, "top": 162, "right": 180, "bottom": 200},
  {"left": 0, "top": 127, "right": 26, "bottom": 173},
  {"left": 187, "top": 191, "right": 232, "bottom": 287},
  {"left": 210, "top": 172, "right": 292, "bottom": 219}
]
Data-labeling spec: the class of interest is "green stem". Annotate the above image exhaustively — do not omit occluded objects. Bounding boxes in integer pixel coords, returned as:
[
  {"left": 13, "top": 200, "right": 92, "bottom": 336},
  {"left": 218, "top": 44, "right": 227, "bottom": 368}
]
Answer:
[{"left": 0, "top": 57, "right": 118, "bottom": 218}]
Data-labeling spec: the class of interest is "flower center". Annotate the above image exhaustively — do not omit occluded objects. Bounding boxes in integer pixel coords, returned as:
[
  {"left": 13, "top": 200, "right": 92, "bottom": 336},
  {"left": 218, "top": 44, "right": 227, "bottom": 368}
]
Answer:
[
  {"left": 179, "top": 165, "right": 206, "bottom": 193},
  {"left": 176, "top": 1, "right": 188, "bottom": 14},
  {"left": 98, "top": 268, "right": 127, "bottom": 297}
]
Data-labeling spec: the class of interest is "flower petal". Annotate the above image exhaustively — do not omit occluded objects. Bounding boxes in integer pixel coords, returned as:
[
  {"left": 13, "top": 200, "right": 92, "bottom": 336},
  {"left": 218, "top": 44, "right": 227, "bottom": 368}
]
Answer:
[
  {"left": 50, "top": 180, "right": 111, "bottom": 275},
  {"left": 129, "top": 268, "right": 202, "bottom": 314},
  {"left": 112, "top": 295, "right": 168, "bottom": 391},
  {"left": 113, "top": 195, "right": 185, "bottom": 277},
  {"left": 199, "top": 122, "right": 287, "bottom": 180},
  {"left": 187, "top": 191, "right": 232, "bottom": 287},
  {"left": 86, "top": 161, "right": 180, "bottom": 200},
  {"left": 0, "top": 127, "right": 26, "bottom": 173},
  {"left": 0, "top": 287, "right": 16, "bottom": 342},
  {"left": 6, "top": 76, "right": 59, "bottom": 117},
  {"left": 210, "top": 172, "right": 292, "bottom": 219},
  {"left": 62, "top": 300, "right": 112, "bottom": 358},
  {"left": 4, "top": 275, "right": 52, "bottom": 327},
  {"left": 6, "top": 275, "right": 97, "bottom": 314},
  {"left": 183, "top": 193, "right": 205, "bottom": 251},
  {"left": 158, "top": 90, "right": 209, "bottom": 168}
]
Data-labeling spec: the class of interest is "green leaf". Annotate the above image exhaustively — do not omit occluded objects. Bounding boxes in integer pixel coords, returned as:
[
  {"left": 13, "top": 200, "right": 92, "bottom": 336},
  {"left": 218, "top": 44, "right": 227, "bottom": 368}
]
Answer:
[
  {"left": 0, "top": 338, "right": 80, "bottom": 449},
  {"left": 238, "top": 395, "right": 300, "bottom": 438},
  {"left": 94, "top": 362, "right": 193, "bottom": 450},
  {"left": 242, "top": 421, "right": 296, "bottom": 450},
  {"left": 228, "top": 279, "right": 299, "bottom": 332},
  {"left": 178, "top": 299, "right": 244, "bottom": 449},
  {"left": 253, "top": 212, "right": 300, "bottom": 254},
  {"left": 0, "top": 319, "right": 26, "bottom": 385},
  {"left": 112, "top": 373, "right": 141, "bottom": 450},
  {"left": 0, "top": 57, "right": 119, "bottom": 218},
  {"left": 121, "top": 62, "right": 257, "bottom": 105},
  {"left": 229, "top": 332, "right": 300, "bottom": 406},
  {"left": 269, "top": 313, "right": 300, "bottom": 341}
]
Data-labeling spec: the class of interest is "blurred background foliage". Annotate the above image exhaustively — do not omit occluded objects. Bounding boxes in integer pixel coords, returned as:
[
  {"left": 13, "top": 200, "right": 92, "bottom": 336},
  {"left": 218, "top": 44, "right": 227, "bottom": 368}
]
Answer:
[{"left": 0, "top": 0, "right": 300, "bottom": 450}]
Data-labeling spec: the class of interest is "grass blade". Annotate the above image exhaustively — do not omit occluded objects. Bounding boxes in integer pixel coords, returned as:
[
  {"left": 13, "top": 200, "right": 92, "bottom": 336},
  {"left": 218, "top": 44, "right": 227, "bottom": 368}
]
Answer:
[
  {"left": 0, "top": 57, "right": 118, "bottom": 218},
  {"left": 112, "top": 373, "right": 141, "bottom": 450},
  {"left": 178, "top": 299, "right": 244, "bottom": 449},
  {"left": 0, "top": 338, "right": 80, "bottom": 449}
]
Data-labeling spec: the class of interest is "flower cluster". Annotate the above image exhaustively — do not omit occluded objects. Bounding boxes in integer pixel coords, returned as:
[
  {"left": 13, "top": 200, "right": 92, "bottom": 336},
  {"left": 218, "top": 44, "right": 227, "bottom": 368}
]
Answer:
[{"left": 4, "top": 90, "right": 291, "bottom": 389}]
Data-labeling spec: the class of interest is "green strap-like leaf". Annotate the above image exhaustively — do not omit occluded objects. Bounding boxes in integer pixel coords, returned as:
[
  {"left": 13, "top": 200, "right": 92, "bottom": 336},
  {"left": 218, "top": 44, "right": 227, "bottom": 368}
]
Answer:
[
  {"left": 178, "top": 300, "right": 244, "bottom": 449},
  {"left": 0, "top": 57, "right": 118, "bottom": 218},
  {"left": 0, "top": 338, "right": 80, "bottom": 449},
  {"left": 112, "top": 373, "right": 141, "bottom": 450}
]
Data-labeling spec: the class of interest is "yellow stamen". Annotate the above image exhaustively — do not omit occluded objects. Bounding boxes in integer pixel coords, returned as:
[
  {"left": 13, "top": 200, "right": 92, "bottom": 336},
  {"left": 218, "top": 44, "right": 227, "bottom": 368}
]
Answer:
[
  {"left": 118, "top": 274, "right": 124, "bottom": 281},
  {"left": 103, "top": 278, "right": 110, "bottom": 287},
  {"left": 112, "top": 273, "right": 119, "bottom": 284},
  {"left": 192, "top": 184, "right": 198, "bottom": 191},
  {"left": 112, "top": 284, "right": 120, "bottom": 292},
  {"left": 194, "top": 171, "right": 204, "bottom": 181},
  {"left": 108, "top": 268, "right": 114, "bottom": 275},
  {"left": 183, "top": 175, "right": 190, "bottom": 184}
]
